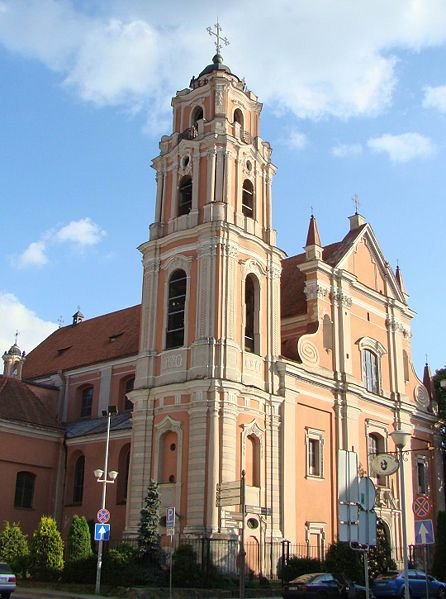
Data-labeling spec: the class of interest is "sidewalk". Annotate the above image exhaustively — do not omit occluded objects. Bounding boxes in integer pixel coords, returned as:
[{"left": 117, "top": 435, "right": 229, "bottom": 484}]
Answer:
[{"left": 17, "top": 585, "right": 282, "bottom": 599}]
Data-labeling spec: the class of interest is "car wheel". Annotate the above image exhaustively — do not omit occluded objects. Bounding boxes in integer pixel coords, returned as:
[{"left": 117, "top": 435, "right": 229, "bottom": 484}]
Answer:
[
  {"left": 1, "top": 593, "right": 11, "bottom": 599},
  {"left": 438, "top": 589, "right": 446, "bottom": 599}
]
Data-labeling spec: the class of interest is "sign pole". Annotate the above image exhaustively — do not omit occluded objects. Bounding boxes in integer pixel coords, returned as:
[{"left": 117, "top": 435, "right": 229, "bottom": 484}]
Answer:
[
  {"left": 239, "top": 470, "right": 246, "bottom": 599},
  {"left": 364, "top": 550, "right": 370, "bottom": 599},
  {"left": 169, "top": 532, "right": 173, "bottom": 599}
]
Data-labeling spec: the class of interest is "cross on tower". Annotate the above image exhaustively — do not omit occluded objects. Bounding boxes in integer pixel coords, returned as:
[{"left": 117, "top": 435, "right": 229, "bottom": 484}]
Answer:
[
  {"left": 206, "top": 20, "right": 229, "bottom": 55},
  {"left": 14, "top": 330, "right": 19, "bottom": 345},
  {"left": 352, "top": 193, "right": 360, "bottom": 214}
]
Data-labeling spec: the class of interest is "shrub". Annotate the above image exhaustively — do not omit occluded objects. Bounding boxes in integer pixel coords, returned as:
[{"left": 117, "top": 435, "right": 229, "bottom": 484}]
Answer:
[
  {"left": 0, "top": 521, "right": 29, "bottom": 576},
  {"left": 280, "top": 556, "right": 323, "bottom": 582},
  {"left": 103, "top": 543, "right": 150, "bottom": 586},
  {"left": 67, "top": 515, "right": 93, "bottom": 561},
  {"left": 324, "top": 541, "right": 363, "bottom": 583},
  {"left": 433, "top": 511, "right": 446, "bottom": 581},
  {"left": 29, "top": 516, "right": 64, "bottom": 581},
  {"left": 171, "top": 544, "right": 202, "bottom": 587},
  {"left": 63, "top": 555, "right": 97, "bottom": 583}
]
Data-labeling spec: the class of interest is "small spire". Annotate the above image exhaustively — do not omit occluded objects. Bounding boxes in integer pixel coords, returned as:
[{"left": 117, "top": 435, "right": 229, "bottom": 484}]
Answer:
[
  {"left": 72, "top": 306, "right": 84, "bottom": 326},
  {"left": 352, "top": 193, "right": 360, "bottom": 215},
  {"left": 395, "top": 264, "right": 408, "bottom": 298},
  {"left": 305, "top": 214, "right": 323, "bottom": 261},
  {"left": 423, "top": 362, "right": 435, "bottom": 401},
  {"left": 305, "top": 214, "right": 321, "bottom": 247}
]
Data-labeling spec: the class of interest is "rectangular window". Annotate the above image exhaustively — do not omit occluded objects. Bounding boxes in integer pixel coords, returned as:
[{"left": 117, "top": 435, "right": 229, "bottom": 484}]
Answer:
[
  {"left": 14, "top": 471, "right": 35, "bottom": 508},
  {"left": 417, "top": 457, "right": 427, "bottom": 494},
  {"left": 306, "top": 429, "right": 324, "bottom": 478},
  {"left": 363, "top": 349, "right": 379, "bottom": 393}
]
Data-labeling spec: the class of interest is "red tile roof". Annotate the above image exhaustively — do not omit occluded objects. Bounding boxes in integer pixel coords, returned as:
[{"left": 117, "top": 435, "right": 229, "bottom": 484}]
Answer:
[
  {"left": 23, "top": 305, "right": 141, "bottom": 379},
  {"left": 0, "top": 376, "right": 61, "bottom": 429},
  {"left": 280, "top": 225, "right": 367, "bottom": 319},
  {"left": 280, "top": 253, "right": 307, "bottom": 318}
]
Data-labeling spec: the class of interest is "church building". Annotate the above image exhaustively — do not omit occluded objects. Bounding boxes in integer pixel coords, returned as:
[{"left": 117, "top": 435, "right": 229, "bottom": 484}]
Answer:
[{"left": 2, "top": 40, "right": 443, "bottom": 574}]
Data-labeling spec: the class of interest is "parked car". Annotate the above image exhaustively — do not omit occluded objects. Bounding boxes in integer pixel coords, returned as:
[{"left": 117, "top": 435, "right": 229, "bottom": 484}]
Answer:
[
  {"left": 372, "top": 570, "right": 446, "bottom": 599},
  {"left": 282, "top": 572, "right": 373, "bottom": 599},
  {"left": 0, "top": 562, "right": 16, "bottom": 599}
]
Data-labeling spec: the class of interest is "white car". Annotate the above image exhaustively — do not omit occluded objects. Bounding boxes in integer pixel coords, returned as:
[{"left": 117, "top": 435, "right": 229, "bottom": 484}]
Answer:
[{"left": 0, "top": 562, "right": 16, "bottom": 599}]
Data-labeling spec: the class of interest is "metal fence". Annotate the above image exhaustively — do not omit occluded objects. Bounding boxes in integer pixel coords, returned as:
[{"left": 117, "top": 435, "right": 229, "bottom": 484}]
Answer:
[{"left": 109, "top": 536, "right": 325, "bottom": 581}]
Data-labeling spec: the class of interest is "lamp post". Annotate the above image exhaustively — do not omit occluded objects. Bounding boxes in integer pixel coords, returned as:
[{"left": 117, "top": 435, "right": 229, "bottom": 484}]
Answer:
[
  {"left": 390, "top": 429, "right": 411, "bottom": 599},
  {"left": 94, "top": 406, "right": 118, "bottom": 595}
]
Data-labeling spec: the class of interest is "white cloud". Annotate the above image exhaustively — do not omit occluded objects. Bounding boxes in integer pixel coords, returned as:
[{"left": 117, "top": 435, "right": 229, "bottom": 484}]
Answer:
[
  {"left": 0, "top": 292, "right": 57, "bottom": 356},
  {"left": 367, "top": 132, "right": 436, "bottom": 163},
  {"left": 17, "top": 241, "right": 48, "bottom": 268},
  {"left": 1, "top": 1, "right": 446, "bottom": 123},
  {"left": 286, "top": 130, "right": 308, "bottom": 150},
  {"left": 332, "top": 143, "right": 363, "bottom": 158},
  {"left": 54, "top": 218, "right": 106, "bottom": 246},
  {"left": 13, "top": 218, "right": 106, "bottom": 269},
  {"left": 422, "top": 85, "right": 446, "bottom": 112}
]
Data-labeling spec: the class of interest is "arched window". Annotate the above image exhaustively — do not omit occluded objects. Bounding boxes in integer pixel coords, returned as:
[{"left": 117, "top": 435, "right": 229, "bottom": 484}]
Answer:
[
  {"left": 158, "top": 431, "right": 178, "bottom": 484},
  {"left": 166, "top": 270, "right": 187, "bottom": 349},
  {"left": 244, "top": 274, "right": 260, "bottom": 353},
  {"left": 14, "top": 471, "right": 35, "bottom": 508},
  {"left": 191, "top": 105, "right": 203, "bottom": 126},
  {"left": 242, "top": 179, "right": 254, "bottom": 218},
  {"left": 363, "top": 349, "right": 379, "bottom": 393},
  {"left": 234, "top": 108, "right": 244, "bottom": 129},
  {"left": 80, "top": 386, "right": 93, "bottom": 417},
  {"left": 117, "top": 444, "right": 131, "bottom": 503},
  {"left": 119, "top": 376, "right": 134, "bottom": 412},
  {"left": 178, "top": 176, "right": 192, "bottom": 216},
  {"left": 245, "top": 434, "right": 260, "bottom": 487},
  {"left": 73, "top": 455, "right": 85, "bottom": 504}
]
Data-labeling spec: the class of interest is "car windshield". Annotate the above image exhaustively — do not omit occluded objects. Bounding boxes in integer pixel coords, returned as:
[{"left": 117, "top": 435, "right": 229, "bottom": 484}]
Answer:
[
  {"left": 0, "top": 562, "right": 12, "bottom": 574},
  {"left": 293, "top": 573, "right": 326, "bottom": 583}
]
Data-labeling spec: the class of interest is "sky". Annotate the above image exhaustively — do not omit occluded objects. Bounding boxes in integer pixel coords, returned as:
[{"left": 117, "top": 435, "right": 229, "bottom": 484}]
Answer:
[{"left": 1, "top": 0, "right": 446, "bottom": 378}]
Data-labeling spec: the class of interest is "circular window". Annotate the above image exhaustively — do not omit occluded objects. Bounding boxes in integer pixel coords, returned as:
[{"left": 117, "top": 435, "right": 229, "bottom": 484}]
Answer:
[
  {"left": 246, "top": 160, "right": 252, "bottom": 172},
  {"left": 170, "top": 443, "right": 176, "bottom": 451},
  {"left": 169, "top": 474, "right": 176, "bottom": 483},
  {"left": 247, "top": 518, "right": 259, "bottom": 529}
]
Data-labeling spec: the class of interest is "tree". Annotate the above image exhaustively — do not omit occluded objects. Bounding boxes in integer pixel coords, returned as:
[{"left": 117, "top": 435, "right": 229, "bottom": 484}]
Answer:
[
  {"left": 137, "top": 479, "right": 162, "bottom": 565},
  {"left": 67, "top": 515, "right": 93, "bottom": 561},
  {"left": 368, "top": 520, "right": 396, "bottom": 580},
  {"left": 432, "top": 511, "right": 446, "bottom": 581},
  {"left": 0, "top": 521, "right": 29, "bottom": 575},
  {"left": 30, "top": 515, "right": 64, "bottom": 581}
]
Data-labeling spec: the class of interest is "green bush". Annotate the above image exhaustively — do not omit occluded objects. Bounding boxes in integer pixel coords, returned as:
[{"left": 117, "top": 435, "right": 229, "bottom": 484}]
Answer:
[
  {"left": 103, "top": 543, "right": 150, "bottom": 586},
  {"left": 433, "top": 511, "right": 446, "bottom": 581},
  {"left": 324, "top": 541, "right": 363, "bottom": 583},
  {"left": 279, "top": 556, "right": 323, "bottom": 582},
  {"left": 67, "top": 515, "right": 93, "bottom": 561},
  {"left": 29, "top": 516, "right": 64, "bottom": 581},
  {"left": 171, "top": 544, "right": 203, "bottom": 587},
  {"left": 63, "top": 555, "right": 97, "bottom": 583},
  {"left": 0, "top": 521, "right": 29, "bottom": 576}
]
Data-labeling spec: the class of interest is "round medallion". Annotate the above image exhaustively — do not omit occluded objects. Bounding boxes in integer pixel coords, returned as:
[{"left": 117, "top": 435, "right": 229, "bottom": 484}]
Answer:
[{"left": 414, "top": 385, "right": 430, "bottom": 409}]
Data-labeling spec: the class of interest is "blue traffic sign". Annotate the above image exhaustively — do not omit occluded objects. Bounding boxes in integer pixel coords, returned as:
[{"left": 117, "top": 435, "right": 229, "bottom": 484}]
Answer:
[
  {"left": 414, "top": 519, "right": 434, "bottom": 545},
  {"left": 94, "top": 523, "right": 111, "bottom": 541}
]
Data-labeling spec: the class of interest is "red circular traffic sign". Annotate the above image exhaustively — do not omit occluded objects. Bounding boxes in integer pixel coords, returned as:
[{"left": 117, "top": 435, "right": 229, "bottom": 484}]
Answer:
[
  {"left": 413, "top": 495, "right": 432, "bottom": 519},
  {"left": 97, "top": 508, "right": 110, "bottom": 524}
]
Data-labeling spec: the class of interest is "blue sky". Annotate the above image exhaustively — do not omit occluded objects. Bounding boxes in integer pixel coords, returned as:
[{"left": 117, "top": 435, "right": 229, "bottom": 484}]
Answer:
[{"left": 1, "top": 0, "right": 446, "bottom": 378}]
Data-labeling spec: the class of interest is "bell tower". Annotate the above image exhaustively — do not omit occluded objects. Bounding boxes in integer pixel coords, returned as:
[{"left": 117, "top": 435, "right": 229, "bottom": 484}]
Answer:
[{"left": 127, "top": 31, "right": 284, "bottom": 542}]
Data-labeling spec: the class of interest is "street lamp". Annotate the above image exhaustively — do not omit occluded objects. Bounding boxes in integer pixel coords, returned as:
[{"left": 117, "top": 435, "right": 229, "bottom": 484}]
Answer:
[
  {"left": 94, "top": 405, "right": 118, "bottom": 595},
  {"left": 390, "top": 429, "right": 411, "bottom": 599}
]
